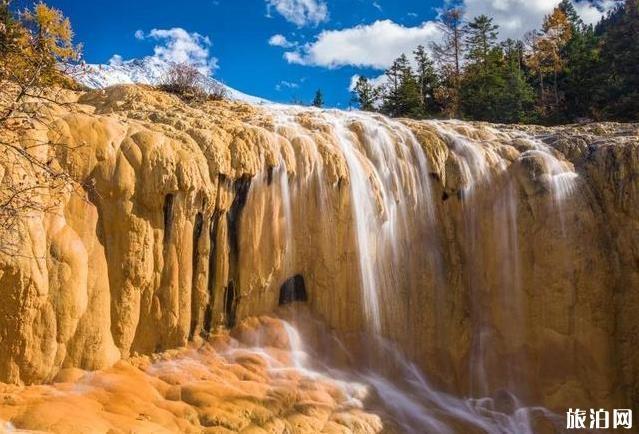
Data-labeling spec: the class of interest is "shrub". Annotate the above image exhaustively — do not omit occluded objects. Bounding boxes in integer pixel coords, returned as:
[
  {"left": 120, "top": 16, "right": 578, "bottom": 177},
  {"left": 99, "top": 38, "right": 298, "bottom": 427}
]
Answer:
[{"left": 158, "top": 62, "right": 226, "bottom": 102}]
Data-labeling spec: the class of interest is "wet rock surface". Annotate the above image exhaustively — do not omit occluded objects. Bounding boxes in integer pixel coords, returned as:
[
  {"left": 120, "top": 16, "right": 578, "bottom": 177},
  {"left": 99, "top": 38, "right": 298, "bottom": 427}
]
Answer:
[
  {"left": 0, "top": 85, "right": 637, "bottom": 432},
  {"left": 0, "top": 315, "right": 384, "bottom": 434}
]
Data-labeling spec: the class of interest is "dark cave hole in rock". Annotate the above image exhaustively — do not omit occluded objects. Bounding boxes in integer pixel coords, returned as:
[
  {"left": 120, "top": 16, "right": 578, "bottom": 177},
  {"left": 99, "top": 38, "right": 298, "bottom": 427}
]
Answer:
[
  {"left": 442, "top": 191, "right": 450, "bottom": 201},
  {"left": 163, "top": 193, "right": 175, "bottom": 244},
  {"left": 279, "top": 274, "right": 308, "bottom": 305}
]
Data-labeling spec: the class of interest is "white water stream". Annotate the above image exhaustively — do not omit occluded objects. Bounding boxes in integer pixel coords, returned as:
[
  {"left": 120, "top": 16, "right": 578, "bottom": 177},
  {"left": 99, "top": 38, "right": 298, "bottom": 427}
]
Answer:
[{"left": 237, "top": 108, "right": 579, "bottom": 433}]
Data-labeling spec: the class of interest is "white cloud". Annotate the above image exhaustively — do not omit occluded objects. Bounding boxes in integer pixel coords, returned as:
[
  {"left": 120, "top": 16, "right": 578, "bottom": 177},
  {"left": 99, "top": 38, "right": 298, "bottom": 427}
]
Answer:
[
  {"left": 276, "top": 80, "right": 300, "bottom": 91},
  {"left": 277, "top": 0, "right": 617, "bottom": 72},
  {"left": 268, "top": 34, "right": 296, "bottom": 48},
  {"left": 284, "top": 51, "right": 305, "bottom": 64},
  {"left": 462, "top": 0, "right": 618, "bottom": 40},
  {"left": 135, "top": 28, "right": 218, "bottom": 75},
  {"left": 284, "top": 20, "right": 443, "bottom": 69},
  {"left": 574, "top": 0, "right": 618, "bottom": 25},
  {"left": 266, "top": 0, "right": 329, "bottom": 27},
  {"left": 348, "top": 74, "right": 388, "bottom": 91},
  {"left": 134, "top": 29, "right": 145, "bottom": 40},
  {"left": 108, "top": 54, "right": 124, "bottom": 66}
]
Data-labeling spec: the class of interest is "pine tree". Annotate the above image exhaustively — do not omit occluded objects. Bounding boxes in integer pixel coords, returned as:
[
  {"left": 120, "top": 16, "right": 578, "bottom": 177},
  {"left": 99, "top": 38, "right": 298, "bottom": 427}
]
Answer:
[
  {"left": 396, "top": 65, "right": 423, "bottom": 118},
  {"left": 460, "top": 47, "right": 506, "bottom": 121},
  {"left": 379, "top": 54, "right": 423, "bottom": 118},
  {"left": 381, "top": 54, "right": 409, "bottom": 116},
  {"left": 465, "top": 15, "right": 498, "bottom": 69},
  {"left": 551, "top": 0, "right": 599, "bottom": 120},
  {"left": 558, "top": 0, "right": 583, "bottom": 29},
  {"left": 312, "top": 89, "right": 324, "bottom": 107},
  {"left": 560, "top": 23, "right": 599, "bottom": 119},
  {"left": 413, "top": 45, "right": 440, "bottom": 115},
  {"left": 502, "top": 38, "right": 526, "bottom": 72},
  {"left": 461, "top": 15, "right": 502, "bottom": 121},
  {"left": 461, "top": 17, "right": 535, "bottom": 123},
  {"left": 352, "top": 76, "right": 377, "bottom": 111},
  {"left": 596, "top": 0, "right": 639, "bottom": 120},
  {"left": 500, "top": 40, "right": 536, "bottom": 122}
]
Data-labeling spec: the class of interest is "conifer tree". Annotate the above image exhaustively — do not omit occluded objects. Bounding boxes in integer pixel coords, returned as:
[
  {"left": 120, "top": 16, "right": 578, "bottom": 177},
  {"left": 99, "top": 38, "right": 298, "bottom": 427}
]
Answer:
[
  {"left": 500, "top": 40, "right": 535, "bottom": 122},
  {"left": 19, "top": 2, "right": 81, "bottom": 86},
  {"left": 465, "top": 15, "right": 498, "bottom": 69},
  {"left": 1, "top": 1, "right": 81, "bottom": 115},
  {"left": 413, "top": 45, "right": 439, "bottom": 115},
  {"left": 558, "top": 0, "right": 583, "bottom": 29},
  {"left": 396, "top": 65, "right": 422, "bottom": 118},
  {"left": 381, "top": 54, "right": 410, "bottom": 117},
  {"left": 312, "top": 89, "right": 324, "bottom": 107},
  {"left": 460, "top": 15, "right": 502, "bottom": 120},
  {"left": 352, "top": 76, "right": 377, "bottom": 111},
  {"left": 0, "top": 1, "right": 82, "bottom": 250},
  {"left": 596, "top": 0, "right": 639, "bottom": 120}
]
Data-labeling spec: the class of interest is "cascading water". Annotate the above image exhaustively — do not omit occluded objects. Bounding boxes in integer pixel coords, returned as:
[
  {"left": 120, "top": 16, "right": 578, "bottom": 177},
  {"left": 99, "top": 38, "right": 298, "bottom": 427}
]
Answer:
[
  {"left": 275, "top": 310, "right": 564, "bottom": 434},
  {"left": 110, "top": 106, "right": 576, "bottom": 434},
  {"left": 226, "top": 108, "right": 582, "bottom": 433},
  {"left": 2, "top": 82, "right": 631, "bottom": 434},
  {"left": 263, "top": 106, "right": 437, "bottom": 334},
  {"left": 426, "top": 121, "right": 580, "bottom": 399}
]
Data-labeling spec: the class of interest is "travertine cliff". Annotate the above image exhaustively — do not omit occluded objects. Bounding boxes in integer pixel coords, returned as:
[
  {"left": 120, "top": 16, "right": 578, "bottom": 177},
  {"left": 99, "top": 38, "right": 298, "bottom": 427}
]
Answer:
[{"left": 0, "top": 85, "right": 637, "bottom": 431}]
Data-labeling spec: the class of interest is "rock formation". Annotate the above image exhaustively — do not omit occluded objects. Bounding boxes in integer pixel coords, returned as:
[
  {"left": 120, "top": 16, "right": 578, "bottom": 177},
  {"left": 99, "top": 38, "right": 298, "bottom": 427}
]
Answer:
[
  {"left": 0, "top": 85, "right": 637, "bottom": 432},
  {"left": 0, "top": 315, "right": 384, "bottom": 433}
]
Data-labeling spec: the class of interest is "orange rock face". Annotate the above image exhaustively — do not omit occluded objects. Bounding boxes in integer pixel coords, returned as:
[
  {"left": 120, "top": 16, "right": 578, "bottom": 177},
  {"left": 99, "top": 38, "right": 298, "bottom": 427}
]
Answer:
[
  {"left": 0, "top": 316, "right": 384, "bottom": 434},
  {"left": 0, "top": 85, "right": 638, "bottom": 432}
]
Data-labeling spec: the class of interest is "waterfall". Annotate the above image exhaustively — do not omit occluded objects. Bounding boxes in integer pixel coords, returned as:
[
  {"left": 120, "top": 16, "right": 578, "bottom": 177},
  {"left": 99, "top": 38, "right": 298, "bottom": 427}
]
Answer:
[
  {"left": 2, "top": 82, "right": 629, "bottom": 433},
  {"left": 215, "top": 108, "right": 580, "bottom": 432},
  {"left": 263, "top": 106, "right": 437, "bottom": 334},
  {"left": 0, "top": 101, "right": 587, "bottom": 433}
]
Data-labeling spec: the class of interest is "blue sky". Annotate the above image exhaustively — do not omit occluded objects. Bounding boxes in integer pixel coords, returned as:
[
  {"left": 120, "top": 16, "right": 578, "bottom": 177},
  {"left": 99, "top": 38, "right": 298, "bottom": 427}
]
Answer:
[{"left": 34, "top": 0, "right": 612, "bottom": 106}]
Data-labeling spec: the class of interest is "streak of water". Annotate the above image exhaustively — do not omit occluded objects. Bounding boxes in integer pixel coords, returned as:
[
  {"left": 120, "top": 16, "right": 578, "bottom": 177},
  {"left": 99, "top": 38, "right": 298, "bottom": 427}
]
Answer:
[
  {"left": 237, "top": 112, "right": 577, "bottom": 433},
  {"left": 429, "top": 121, "right": 579, "bottom": 398},
  {"left": 279, "top": 316, "right": 560, "bottom": 434},
  {"left": 263, "top": 107, "right": 437, "bottom": 334}
]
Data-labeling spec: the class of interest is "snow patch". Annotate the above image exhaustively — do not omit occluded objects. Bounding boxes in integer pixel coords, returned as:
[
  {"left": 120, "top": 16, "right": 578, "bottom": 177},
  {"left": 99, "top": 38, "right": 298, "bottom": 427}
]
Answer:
[{"left": 74, "top": 58, "right": 269, "bottom": 105}]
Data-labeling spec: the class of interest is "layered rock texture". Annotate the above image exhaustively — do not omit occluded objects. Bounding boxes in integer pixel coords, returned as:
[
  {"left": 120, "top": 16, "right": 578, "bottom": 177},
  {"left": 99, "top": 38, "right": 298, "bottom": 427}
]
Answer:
[
  {"left": 0, "top": 315, "right": 384, "bottom": 433},
  {"left": 0, "top": 85, "right": 637, "bottom": 432}
]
